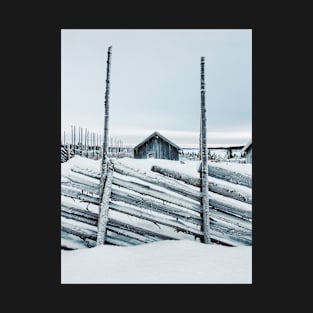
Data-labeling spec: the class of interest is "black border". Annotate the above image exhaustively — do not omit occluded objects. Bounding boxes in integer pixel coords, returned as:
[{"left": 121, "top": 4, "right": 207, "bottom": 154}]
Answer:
[{"left": 10, "top": 8, "right": 283, "bottom": 306}]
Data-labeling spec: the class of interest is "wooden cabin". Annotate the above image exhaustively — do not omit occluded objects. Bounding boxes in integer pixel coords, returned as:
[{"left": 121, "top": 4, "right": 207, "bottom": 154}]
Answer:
[
  {"left": 241, "top": 140, "right": 252, "bottom": 163},
  {"left": 133, "top": 131, "right": 180, "bottom": 160}
]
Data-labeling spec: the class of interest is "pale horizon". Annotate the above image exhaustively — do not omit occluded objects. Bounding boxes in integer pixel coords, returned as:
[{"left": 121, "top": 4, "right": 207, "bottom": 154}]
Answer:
[{"left": 61, "top": 29, "right": 252, "bottom": 147}]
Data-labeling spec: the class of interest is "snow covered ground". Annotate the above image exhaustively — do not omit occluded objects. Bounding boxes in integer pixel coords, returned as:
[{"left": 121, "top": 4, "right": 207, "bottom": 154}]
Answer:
[{"left": 61, "top": 239, "right": 252, "bottom": 284}]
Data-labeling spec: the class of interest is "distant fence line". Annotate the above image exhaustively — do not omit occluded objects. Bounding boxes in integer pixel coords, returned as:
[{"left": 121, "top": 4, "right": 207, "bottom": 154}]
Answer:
[
  {"left": 61, "top": 144, "right": 134, "bottom": 163},
  {"left": 61, "top": 125, "right": 134, "bottom": 162}
]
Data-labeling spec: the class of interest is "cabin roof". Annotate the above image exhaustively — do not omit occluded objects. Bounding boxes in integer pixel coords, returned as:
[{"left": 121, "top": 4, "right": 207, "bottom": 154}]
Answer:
[
  {"left": 133, "top": 131, "right": 181, "bottom": 150},
  {"left": 241, "top": 139, "right": 252, "bottom": 153}
]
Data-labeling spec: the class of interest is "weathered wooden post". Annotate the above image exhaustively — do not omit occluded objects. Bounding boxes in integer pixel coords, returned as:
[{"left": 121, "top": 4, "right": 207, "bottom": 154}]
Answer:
[
  {"left": 97, "top": 45, "right": 112, "bottom": 245},
  {"left": 87, "top": 128, "right": 89, "bottom": 157},
  {"left": 71, "top": 125, "right": 73, "bottom": 153},
  {"left": 200, "top": 56, "right": 211, "bottom": 244},
  {"left": 78, "top": 126, "right": 81, "bottom": 156},
  {"left": 84, "top": 128, "right": 87, "bottom": 156},
  {"left": 74, "top": 125, "right": 76, "bottom": 156},
  {"left": 80, "top": 127, "right": 83, "bottom": 156}
]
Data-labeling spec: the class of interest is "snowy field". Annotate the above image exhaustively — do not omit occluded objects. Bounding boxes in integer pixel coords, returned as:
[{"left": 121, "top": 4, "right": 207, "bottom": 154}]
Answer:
[
  {"left": 61, "top": 239, "right": 252, "bottom": 284},
  {"left": 61, "top": 156, "right": 252, "bottom": 284}
]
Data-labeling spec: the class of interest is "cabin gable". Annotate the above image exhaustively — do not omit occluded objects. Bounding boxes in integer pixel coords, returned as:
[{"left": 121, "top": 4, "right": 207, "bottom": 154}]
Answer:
[{"left": 134, "top": 132, "right": 180, "bottom": 160}]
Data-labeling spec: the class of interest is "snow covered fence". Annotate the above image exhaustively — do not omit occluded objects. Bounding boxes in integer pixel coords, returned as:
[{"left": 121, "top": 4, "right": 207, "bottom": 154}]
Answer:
[
  {"left": 61, "top": 144, "right": 134, "bottom": 163},
  {"left": 151, "top": 165, "right": 252, "bottom": 202},
  {"left": 61, "top": 157, "right": 252, "bottom": 249},
  {"left": 61, "top": 144, "right": 101, "bottom": 163}
]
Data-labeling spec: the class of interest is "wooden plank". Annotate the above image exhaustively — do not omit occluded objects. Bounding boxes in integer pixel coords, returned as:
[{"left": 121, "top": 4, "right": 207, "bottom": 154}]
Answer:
[
  {"left": 61, "top": 221, "right": 139, "bottom": 247},
  {"left": 108, "top": 201, "right": 204, "bottom": 237},
  {"left": 71, "top": 165, "right": 101, "bottom": 179},
  {"left": 61, "top": 200, "right": 251, "bottom": 242},
  {"left": 61, "top": 221, "right": 97, "bottom": 241},
  {"left": 108, "top": 217, "right": 177, "bottom": 241},
  {"left": 204, "top": 164, "right": 252, "bottom": 188},
  {"left": 61, "top": 201, "right": 177, "bottom": 240},
  {"left": 114, "top": 162, "right": 251, "bottom": 204},
  {"left": 61, "top": 202, "right": 98, "bottom": 220},
  {"left": 210, "top": 219, "right": 251, "bottom": 239},
  {"left": 210, "top": 197, "right": 252, "bottom": 220},
  {"left": 111, "top": 187, "right": 202, "bottom": 223},
  {"left": 61, "top": 208, "right": 155, "bottom": 244},
  {"left": 151, "top": 165, "right": 201, "bottom": 186},
  {"left": 61, "top": 186, "right": 99, "bottom": 205},
  {"left": 208, "top": 180, "right": 252, "bottom": 204},
  {"left": 61, "top": 180, "right": 99, "bottom": 195},
  {"left": 61, "top": 210, "right": 250, "bottom": 247},
  {"left": 151, "top": 165, "right": 252, "bottom": 203},
  {"left": 210, "top": 207, "right": 252, "bottom": 231},
  {"left": 62, "top": 170, "right": 251, "bottom": 223},
  {"left": 61, "top": 210, "right": 98, "bottom": 226},
  {"left": 109, "top": 199, "right": 251, "bottom": 245},
  {"left": 66, "top": 172, "right": 99, "bottom": 189},
  {"left": 209, "top": 230, "right": 251, "bottom": 246},
  {"left": 107, "top": 225, "right": 155, "bottom": 244},
  {"left": 149, "top": 166, "right": 252, "bottom": 219},
  {"left": 114, "top": 162, "right": 201, "bottom": 201},
  {"left": 112, "top": 176, "right": 201, "bottom": 214}
]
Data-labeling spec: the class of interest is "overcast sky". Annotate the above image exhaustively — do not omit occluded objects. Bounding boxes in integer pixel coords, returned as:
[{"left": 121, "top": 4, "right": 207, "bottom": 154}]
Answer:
[{"left": 61, "top": 29, "right": 251, "bottom": 148}]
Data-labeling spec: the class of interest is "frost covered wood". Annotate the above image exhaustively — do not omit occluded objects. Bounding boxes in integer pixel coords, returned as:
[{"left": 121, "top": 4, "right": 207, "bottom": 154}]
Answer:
[
  {"left": 61, "top": 155, "right": 252, "bottom": 247},
  {"left": 61, "top": 207, "right": 250, "bottom": 247},
  {"left": 151, "top": 165, "right": 251, "bottom": 204},
  {"left": 204, "top": 164, "right": 252, "bottom": 188},
  {"left": 109, "top": 201, "right": 203, "bottom": 237},
  {"left": 112, "top": 176, "right": 201, "bottom": 213},
  {"left": 70, "top": 163, "right": 252, "bottom": 205},
  {"left": 99, "top": 46, "right": 112, "bottom": 200},
  {"left": 61, "top": 203, "right": 176, "bottom": 242},
  {"left": 110, "top": 187, "right": 202, "bottom": 219},
  {"left": 200, "top": 56, "right": 211, "bottom": 244},
  {"left": 61, "top": 186, "right": 99, "bottom": 204},
  {"left": 96, "top": 161, "right": 114, "bottom": 245},
  {"left": 114, "top": 162, "right": 201, "bottom": 202},
  {"left": 151, "top": 165, "right": 200, "bottom": 186}
]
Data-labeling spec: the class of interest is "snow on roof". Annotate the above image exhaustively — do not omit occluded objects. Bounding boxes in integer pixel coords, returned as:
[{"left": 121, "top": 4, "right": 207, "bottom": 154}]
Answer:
[
  {"left": 133, "top": 131, "right": 181, "bottom": 150},
  {"left": 241, "top": 139, "right": 252, "bottom": 153}
]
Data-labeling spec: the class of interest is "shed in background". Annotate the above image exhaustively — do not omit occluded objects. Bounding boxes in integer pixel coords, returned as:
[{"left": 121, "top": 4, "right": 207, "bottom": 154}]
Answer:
[
  {"left": 241, "top": 140, "right": 252, "bottom": 163},
  {"left": 133, "top": 131, "right": 181, "bottom": 160}
]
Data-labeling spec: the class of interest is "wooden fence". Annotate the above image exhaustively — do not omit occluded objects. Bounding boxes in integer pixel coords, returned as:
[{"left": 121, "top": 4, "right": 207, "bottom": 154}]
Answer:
[
  {"left": 61, "top": 144, "right": 134, "bottom": 163},
  {"left": 61, "top": 159, "right": 252, "bottom": 249}
]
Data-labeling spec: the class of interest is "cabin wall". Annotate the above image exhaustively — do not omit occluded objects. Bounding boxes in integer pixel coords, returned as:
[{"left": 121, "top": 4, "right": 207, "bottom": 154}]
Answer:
[
  {"left": 245, "top": 148, "right": 252, "bottom": 163},
  {"left": 134, "top": 137, "right": 179, "bottom": 160}
]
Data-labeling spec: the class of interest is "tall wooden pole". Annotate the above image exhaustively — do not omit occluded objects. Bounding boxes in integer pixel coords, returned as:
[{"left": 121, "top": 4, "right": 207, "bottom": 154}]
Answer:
[
  {"left": 86, "top": 130, "right": 88, "bottom": 156},
  {"left": 85, "top": 128, "right": 87, "bottom": 154},
  {"left": 71, "top": 125, "right": 73, "bottom": 150},
  {"left": 92, "top": 133, "right": 95, "bottom": 159},
  {"left": 74, "top": 125, "right": 76, "bottom": 156},
  {"left": 81, "top": 127, "right": 83, "bottom": 156},
  {"left": 79, "top": 127, "right": 81, "bottom": 155},
  {"left": 200, "top": 56, "right": 211, "bottom": 244},
  {"left": 97, "top": 46, "right": 112, "bottom": 245}
]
